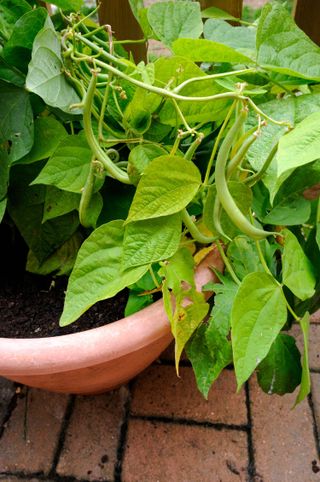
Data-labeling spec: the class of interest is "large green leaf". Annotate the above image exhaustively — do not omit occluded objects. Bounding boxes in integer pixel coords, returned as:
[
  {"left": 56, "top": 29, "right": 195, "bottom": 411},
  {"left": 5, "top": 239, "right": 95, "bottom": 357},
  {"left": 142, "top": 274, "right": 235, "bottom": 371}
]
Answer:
[
  {"left": 295, "top": 312, "right": 311, "bottom": 405},
  {"left": 60, "top": 221, "right": 148, "bottom": 326},
  {"left": 257, "top": 334, "right": 302, "bottom": 395},
  {"left": 257, "top": 3, "right": 320, "bottom": 81},
  {"left": 172, "top": 38, "right": 253, "bottom": 64},
  {"left": 127, "top": 143, "right": 167, "bottom": 185},
  {"left": 227, "top": 236, "right": 265, "bottom": 280},
  {"left": 231, "top": 272, "right": 287, "bottom": 388},
  {"left": 43, "top": 187, "right": 80, "bottom": 223},
  {"left": 204, "top": 19, "right": 256, "bottom": 59},
  {"left": 0, "top": 82, "right": 33, "bottom": 163},
  {"left": 205, "top": 275, "right": 238, "bottom": 337},
  {"left": 186, "top": 323, "right": 232, "bottom": 399},
  {"left": 2, "top": 8, "right": 47, "bottom": 72},
  {"left": 32, "top": 135, "right": 92, "bottom": 193},
  {"left": 147, "top": 1, "right": 203, "bottom": 47},
  {"left": 17, "top": 117, "right": 67, "bottom": 164},
  {"left": 0, "top": 0, "right": 31, "bottom": 41},
  {"left": 50, "top": 0, "right": 83, "bottom": 10},
  {"left": 262, "top": 193, "right": 311, "bottom": 226},
  {"left": 26, "top": 18, "right": 81, "bottom": 113},
  {"left": 126, "top": 156, "right": 201, "bottom": 222},
  {"left": 277, "top": 111, "right": 320, "bottom": 177},
  {"left": 0, "top": 57, "right": 25, "bottom": 87},
  {"left": 122, "top": 214, "right": 182, "bottom": 269},
  {"left": 282, "top": 229, "right": 315, "bottom": 301}
]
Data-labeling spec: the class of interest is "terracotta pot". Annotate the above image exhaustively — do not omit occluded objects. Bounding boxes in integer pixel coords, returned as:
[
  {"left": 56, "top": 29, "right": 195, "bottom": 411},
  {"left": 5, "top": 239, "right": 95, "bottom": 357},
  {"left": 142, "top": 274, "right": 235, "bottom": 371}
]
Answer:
[{"left": 0, "top": 249, "right": 223, "bottom": 394}]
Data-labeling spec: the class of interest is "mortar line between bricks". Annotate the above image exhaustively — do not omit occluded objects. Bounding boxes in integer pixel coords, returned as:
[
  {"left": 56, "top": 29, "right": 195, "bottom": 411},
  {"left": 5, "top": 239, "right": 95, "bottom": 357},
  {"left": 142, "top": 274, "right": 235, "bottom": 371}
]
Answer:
[
  {"left": 49, "top": 394, "right": 76, "bottom": 477},
  {"left": 130, "top": 413, "right": 249, "bottom": 432},
  {"left": 311, "top": 368, "right": 320, "bottom": 374},
  {"left": 245, "top": 382, "right": 257, "bottom": 482},
  {"left": 114, "top": 382, "right": 133, "bottom": 482},
  {"left": 0, "top": 470, "right": 105, "bottom": 482},
  {"left": 0, "top": 384, "right": 19, "bottom": 440},
  {"left": 308, "top": 392, "right": 320, "bottom": 459}
]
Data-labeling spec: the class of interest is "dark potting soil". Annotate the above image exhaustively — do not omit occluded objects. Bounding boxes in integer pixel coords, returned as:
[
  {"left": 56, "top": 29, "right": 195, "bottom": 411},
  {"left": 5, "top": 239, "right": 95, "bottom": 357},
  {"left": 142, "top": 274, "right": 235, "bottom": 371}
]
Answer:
[{"left": 0, "top": 274, "right": 128, "bottom": 338}]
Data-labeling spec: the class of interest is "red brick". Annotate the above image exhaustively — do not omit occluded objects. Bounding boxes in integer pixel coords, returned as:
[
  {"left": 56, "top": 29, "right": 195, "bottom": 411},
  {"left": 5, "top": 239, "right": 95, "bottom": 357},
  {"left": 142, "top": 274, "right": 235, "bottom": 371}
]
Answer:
[
  {"left": 131, "top": 365, "right": 247, "bottom": 425},
  {"left": 57, "top": 387, "right": 127, "bottom": 481},
  {"left": 311, "top": 309, "right": 320, "bottom": 323},
  {"left": 291, "top": 323, "right": 320, "bottom": 370},
  {"left": 0, "top": 378, "right": 15, "bottom": 427},
  {"left": 311, "top": 373, "right": 320, "bottom": 434},
  {"left": 250, "top": 378, "right": 319, "bottom": 481},
  {"left": 122, "top": 419, "right": 248, "bottom": 482},
  {"left": 0, "top": 388, "right": 68, "bottom": 474}
]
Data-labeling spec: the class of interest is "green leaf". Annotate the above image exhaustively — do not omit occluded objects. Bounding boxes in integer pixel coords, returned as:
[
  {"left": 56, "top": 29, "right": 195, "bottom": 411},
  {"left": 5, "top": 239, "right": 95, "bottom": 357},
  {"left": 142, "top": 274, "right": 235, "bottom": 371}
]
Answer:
[
  {"left": 277, "top": 111, "right": 320, "bottom": 177},
  {"left": 172, "top": 38, "right": 253, "bottom": 64},
  {"left": 186, "top": 322, "right": 232, "bottom": 399},
  {"left": 231, "top": 272, "right": 287, "bottom": 389},
  {"left": 49, "top": 0, "right": 83, "bottom": 10},
  {"left": 0, "top": 198, "right": 7, "bottom": 223},
  {"left": 147, "top": 1, "right": 203, "bottom": 47},
  {"left": 0, "top": 0, "right": 31, "bottom": 41},
  {"left": 205, "top": 274, "right": 238, "bottom": 337},
  {"left": 282, "top": 229, "right": 315, "bottom": 301},
  {"left": 202, "top": 6, "right": 238, "bottom": 21},
  {"left": 257, "top": 3, "right": 320, "bottom": 81},
  {"left": 204, "top": 19, "right": 256, "bottom": 59},
  {"left": 43, "top": 187, "right": 80, "bottom": 223},
  {"left": 123, "top": 214, "right": 182, "bottom": 269},
  {"left": 26, "top": 231, "right": 83, "bottom": 276},
  {"left": 0, "top": 82, "right": 34, "bottom": 163},
  {"left": 32, "top": 135, "right": 92, "bottom": 193},
  {"left": 159, "top": 247, "right": 195, "bottom": 294},
  {"left": 60, "top": 220, "right": 148, "bottom": 326},
  {"left": 0, "top": 57, "right": 25, "bottom": 87},
  {"left": 124, "top": 291, "right": 153, "bottom": 317},
  {"left": 2, "top": 8, "right": 47, "bottom": 72},
  {"left": 17, "top": 117, "right": 67, "bottom": 165},
  {"left": 126, "top": 156, "right": 201, "bottom": 222},
  {"left": 128, "top": 0, "right": 144, "bottom": 21},
  {"left": 0, "top": 147, "right": 10, "bottom": 201},
  {"left": 26, "top": 18, "right": 81, "bottom": 113},
  {"left": 257, "top": 334, "right": 302, "bottom": 395},
  {"left": 227, "top": 236, "right": 265, "bottom": 280},
  {"left": 128, "top": 143, "right": 167, "bottom": 185},
  {"left": 262, "top": 193, "right": 311, "bottom": 226},
  {"left": 295, "top": 312, "right": 311, "bottom": 405}
]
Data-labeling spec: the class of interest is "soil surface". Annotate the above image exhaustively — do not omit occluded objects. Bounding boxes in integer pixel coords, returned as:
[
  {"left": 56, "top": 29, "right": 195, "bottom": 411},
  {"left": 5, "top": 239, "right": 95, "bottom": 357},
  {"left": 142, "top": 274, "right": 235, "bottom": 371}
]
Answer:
[{"left": 0, "top": 274, "right": 128, "bottom": 339}]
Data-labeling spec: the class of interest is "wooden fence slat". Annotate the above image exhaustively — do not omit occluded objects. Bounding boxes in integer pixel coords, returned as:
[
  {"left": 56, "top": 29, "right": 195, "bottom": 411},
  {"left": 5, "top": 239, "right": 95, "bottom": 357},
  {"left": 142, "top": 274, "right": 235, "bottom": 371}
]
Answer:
[
  {"left": 294, "top": 0, "right": 320, "bottom": 45},
  {"left": 98, "top": 0, "right": 146, "bottom": 61},
  {"left": 200, "top": 0, "right": 243, "bottom": 19}
]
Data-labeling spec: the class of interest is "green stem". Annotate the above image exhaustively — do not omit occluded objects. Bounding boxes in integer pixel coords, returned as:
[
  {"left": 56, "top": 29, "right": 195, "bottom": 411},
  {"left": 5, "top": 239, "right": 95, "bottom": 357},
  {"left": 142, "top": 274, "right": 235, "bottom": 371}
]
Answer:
[
  {"left": 247, "top": 98, "right": 293, "bottom": 129},
  {"left": 185, "top": 134, "right": 204, "bottom": 161},
  {"left": 216, "top": 240, "right": 241, "bottom": 286},
  {"left": 149, "top": 265, "right": 160, "bottom": 289},
  {"left": 83, "top": 72, "right": 132, "bottom": 184},
  {"left": 254, "top": 237, "right": 273, "bottom": 277},
  {"left": 98, "top": 74, "right": 113, "bottom": 140},
  {"left": 182, "top": 209, "right": 217, "bottom": 244},
  {"left": 286, "top": 300, "right": 301, "bottom": 322},
  {"left": 173, "top": 68, "right": 257, "bottom": 93}
]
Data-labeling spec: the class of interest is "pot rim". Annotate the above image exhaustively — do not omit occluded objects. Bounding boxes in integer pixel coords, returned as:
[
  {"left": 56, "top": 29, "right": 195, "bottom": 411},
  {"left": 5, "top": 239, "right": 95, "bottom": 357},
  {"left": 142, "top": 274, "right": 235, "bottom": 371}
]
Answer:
[{"left": 0, "top": 248, "right": 223, "bottom": 376}]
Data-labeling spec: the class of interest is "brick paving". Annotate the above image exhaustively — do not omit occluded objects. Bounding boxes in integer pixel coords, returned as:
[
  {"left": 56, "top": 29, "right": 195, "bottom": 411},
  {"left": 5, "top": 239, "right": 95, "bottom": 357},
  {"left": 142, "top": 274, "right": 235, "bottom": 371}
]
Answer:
[{"left": 0, "top": 322, "right": 319, "bottom": 482}]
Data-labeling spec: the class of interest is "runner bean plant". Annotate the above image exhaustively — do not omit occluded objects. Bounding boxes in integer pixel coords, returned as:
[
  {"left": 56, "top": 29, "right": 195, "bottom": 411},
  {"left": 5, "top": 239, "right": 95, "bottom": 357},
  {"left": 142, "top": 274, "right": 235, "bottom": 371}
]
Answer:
[{"left": 1, "top": 0, "right": 320, "bottom": 402}]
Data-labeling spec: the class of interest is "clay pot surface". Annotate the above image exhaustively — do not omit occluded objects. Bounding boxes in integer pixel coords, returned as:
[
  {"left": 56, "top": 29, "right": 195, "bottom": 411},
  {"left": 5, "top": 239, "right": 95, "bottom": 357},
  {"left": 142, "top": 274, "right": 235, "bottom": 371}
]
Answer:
[{"left": 0, "top": 249, "right": 223, "bottom": 394}]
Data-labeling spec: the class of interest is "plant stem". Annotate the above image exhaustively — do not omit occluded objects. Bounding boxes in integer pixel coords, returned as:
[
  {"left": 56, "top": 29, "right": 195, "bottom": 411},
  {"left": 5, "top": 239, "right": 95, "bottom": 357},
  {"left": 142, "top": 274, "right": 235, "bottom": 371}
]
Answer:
[
  {"left": 182, "top": 209, "right": 217, "bottom": 244},
  {"left": 83, "top": 72, "right": 132, "bottom": 184},
  {"left": 254, "top": 237, "right": 273, "bottom": 277},
  {"left": 245, "top": 143, "right": 278, "bottom": 186},
  {"left": 149, "top": 265, "right": 160, "bottom": 289},
  {"left": 173, "top": 68, "right": 257, "bottom": 93},
  {"left": 79, "top": 159, "right": 95, "bottom": 228},
  {"left": 215, "top": 240, "right": 241, "bottom": 286}
]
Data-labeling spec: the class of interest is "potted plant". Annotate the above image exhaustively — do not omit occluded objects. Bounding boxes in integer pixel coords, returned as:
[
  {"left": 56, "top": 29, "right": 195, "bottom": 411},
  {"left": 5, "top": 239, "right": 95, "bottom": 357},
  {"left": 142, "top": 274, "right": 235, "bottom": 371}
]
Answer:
[{"left": 0, "top": 1, "right": 319, "bottom": 403}]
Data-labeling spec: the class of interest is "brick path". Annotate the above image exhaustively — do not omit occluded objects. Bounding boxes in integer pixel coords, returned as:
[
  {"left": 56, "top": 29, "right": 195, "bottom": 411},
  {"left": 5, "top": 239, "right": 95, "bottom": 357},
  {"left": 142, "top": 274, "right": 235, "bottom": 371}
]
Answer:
[{"left": 0, "top": 320, "right": 319, "bottom": 482}]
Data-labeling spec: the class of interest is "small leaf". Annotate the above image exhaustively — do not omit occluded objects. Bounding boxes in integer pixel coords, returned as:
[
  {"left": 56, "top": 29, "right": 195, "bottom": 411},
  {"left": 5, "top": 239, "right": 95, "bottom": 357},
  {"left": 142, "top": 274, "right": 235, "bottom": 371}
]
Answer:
[
  {"left": 257, "top": 334, "right": 302, "bottom": 395},
  {"left": 60, "top": 221, "right": 148, "bottom": 326},
  {"left": 123, "top": 214, "right": 182, "bottom": 269},
  {"left": 147, "top": 1, "right": 203, "bottom": 47},
  {"left": 124, "top": 291, "right": 153, "bottom": 317},
  {"left": 32, "top": 135, "right": 92, "bottom": 193},
  {"left": 277, "top": 111, "right": 320, "bottom": 177},
  {"left": 282, "top": 229, "right": 315, "bottom": 301},
  {"left": 231, "top": 272, "right": 287, "bottom": 389},
  {"left": 26, "top": 18, "right": 81, "bottom": 113},
  {"left": 128, "top": 0, "right": 144, "bottom": 21},
  {"left": 127, "top": 156, "right": 201, "bottom": 222},
  {"left": 172, "top": 38, "right": 253, "bottom": 64},
  {"left": 18, "top": 117, "right": 67, "bottom": 165},
  {"left": 227, "top": 236, "right": 265, "bottom": 280},
  {"left": 202, "top": 6, "right": 238, "bottom": 21},
  {"left": 128, "top": 143, "right": 167, "bottom": 185},
  {"left": 295, "top": 312, "right": 311, "bottom": 405},
  {"left": 159, "top": 247, "right": 195, "bottom": 294},
  {"left": 205, "top": 274, "right": 238, "bottom": 337}
]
